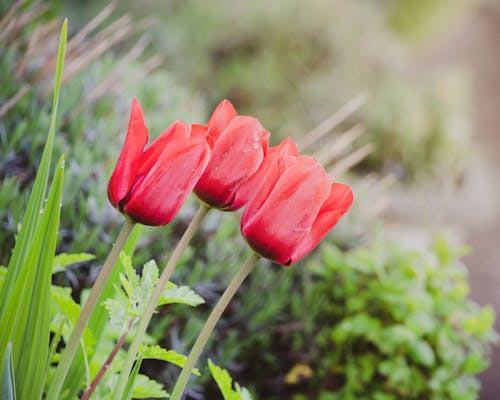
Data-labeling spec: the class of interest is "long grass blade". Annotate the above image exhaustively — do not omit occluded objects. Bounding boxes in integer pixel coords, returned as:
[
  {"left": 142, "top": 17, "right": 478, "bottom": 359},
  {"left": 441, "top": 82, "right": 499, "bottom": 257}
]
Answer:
[
  {"left": 15, "top": 157, "right": 65, "bottom": 399},
  {"left": 0, "top": 19, "right": 67, "bottom": 313},
  {"left": 1, "top": 343, "right": 16, "bottom": 400}
]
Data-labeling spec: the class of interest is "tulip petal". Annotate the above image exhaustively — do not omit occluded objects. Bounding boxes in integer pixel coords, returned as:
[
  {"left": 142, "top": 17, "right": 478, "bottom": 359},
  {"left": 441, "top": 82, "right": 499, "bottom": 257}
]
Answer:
[
  {"left": 241, "top": 157, "right": 331, "bottom": 265},
  {"left": 108, "top": 98, "right": 149, "bottom": 208},
  {"left": 207, "top": 99, "right": 237, "bottom": 143},
  {"left": 124, "top": 138, "right": 210, "bottom": 226},
  {"left": 195, "top": 115, "right": 269, "bottom": 210},
  {"left": 289, "top": 182, "right": 353, "bottom": 264},
  {"left": 136, "top": 121, "right": 189, "bottom": 176},
  {"left": 232, "top": 137, "right": 298, "bottom": 210},
  {"left": 190, "top": 124, "right": 209, "bottom": 141}
]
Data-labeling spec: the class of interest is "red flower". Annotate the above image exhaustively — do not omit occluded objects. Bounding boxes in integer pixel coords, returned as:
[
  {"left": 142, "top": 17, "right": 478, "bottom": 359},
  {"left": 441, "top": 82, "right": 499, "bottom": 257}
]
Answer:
[
  {"left": 194, "top": 100, "right": 270, "bottom": 211},
  {"left": 241, "top": 139, "right": 353, "bottom": 265},
  {"left": 108, "top": 99, "right": 211, "bottom": 226}
]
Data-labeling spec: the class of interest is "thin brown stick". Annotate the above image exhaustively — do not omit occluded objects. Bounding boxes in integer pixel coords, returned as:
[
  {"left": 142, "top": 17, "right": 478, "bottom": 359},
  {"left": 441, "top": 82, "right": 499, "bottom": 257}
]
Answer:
[
  {"left": 0, "top": 85, "right": 30, "bottom": 117},
  {"left": 313, "top": 124, "right": 365, "bottom": 166},
  {"left": 80, "top": 318, "right": 135, "bottom": 400},
  {"left": 328, "top": 143, "right": 374, "bottom": 177},
  {"left": 298, "top": 93, "right": 368, "bottom": 151},
  {"left": 0, "top": 0, "right": 24, "bottom": 31},
  {"left": 69, "top": 1, "right": 116, "bottom": 50}
]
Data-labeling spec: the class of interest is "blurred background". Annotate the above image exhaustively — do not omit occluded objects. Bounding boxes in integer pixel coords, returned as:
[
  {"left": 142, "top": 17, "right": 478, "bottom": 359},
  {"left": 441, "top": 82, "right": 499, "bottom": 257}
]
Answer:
[{"left": 1, "top": 0, "right": 500, "bottom": 398}]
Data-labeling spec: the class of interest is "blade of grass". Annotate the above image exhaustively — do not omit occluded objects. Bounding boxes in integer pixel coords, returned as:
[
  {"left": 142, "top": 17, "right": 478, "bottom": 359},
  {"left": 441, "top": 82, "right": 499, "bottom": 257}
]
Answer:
[
  {"left": 0, "top": 20, "right": 67, "bottom": 395},
  {"left": 0, "top": 19, "right": 66, "bottom": 313},
  {"left": 16, "top": 156, "right": 65, "bottom": 399},
  {"left": 1, "top": 343, "right": 16, "bottom": 400}
]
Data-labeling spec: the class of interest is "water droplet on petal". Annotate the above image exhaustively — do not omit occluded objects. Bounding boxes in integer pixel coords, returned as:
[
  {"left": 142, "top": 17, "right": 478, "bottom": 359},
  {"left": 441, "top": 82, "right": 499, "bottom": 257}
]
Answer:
[
  {"left": 293, "top": 226, "right": 311, "bottom": 233},
  {"left": 252, "top": 143, "right": 260, "bottom": 150}
]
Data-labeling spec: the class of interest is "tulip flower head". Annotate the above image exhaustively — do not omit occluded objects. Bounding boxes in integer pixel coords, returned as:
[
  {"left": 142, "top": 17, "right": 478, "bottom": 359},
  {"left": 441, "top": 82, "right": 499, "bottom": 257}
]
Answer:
[
  {"left": 108, "top": 99, "right": 211, "bottom": 226},
  {"left": 194, "top": 100, "right": 270, "bottom": 211},
  {"left": 241, "top": 140, "right": 353, "bottom": 266}
]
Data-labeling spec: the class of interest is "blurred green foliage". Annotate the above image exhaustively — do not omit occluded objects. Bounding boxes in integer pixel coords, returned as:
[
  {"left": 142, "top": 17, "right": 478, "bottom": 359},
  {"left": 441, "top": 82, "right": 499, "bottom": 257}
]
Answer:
[
  {"left": 146, "top": 212, "right": 495, "bottom": 399},
  {"left": 311, "top": 236, "right": 496, "bottom": 399},
  {"left": 0, "top": 6, "right": 205, "bottom": 267},
  {"left": 120, "top": 0, "right": 473, "bottom": 181}
]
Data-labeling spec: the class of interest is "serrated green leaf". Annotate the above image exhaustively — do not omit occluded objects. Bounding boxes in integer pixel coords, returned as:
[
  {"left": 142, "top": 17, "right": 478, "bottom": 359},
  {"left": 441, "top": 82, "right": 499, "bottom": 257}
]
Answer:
[
  {"left": 132, "top": 374, "right": 169, "bottom": 399},
  {"left": 159, "top": 283, "right": 205, "bottom": 307},
  {"left": 139, "top": 345, "right": 200, "bottom": 375},
  {"left": 208, "top": 359, "right": 252, "bottom": 400},
  {"left": 52, "top": 253, "right": 95, "bottom": 274},
  {"left": 2, "top": 343, "right": 16, "bottom": 400},
  {"left": 106, "top": 258, "right": 204, "bottom": 329},
  {"left": 51, "top": 286, "right": 97, "bottom": 354}
]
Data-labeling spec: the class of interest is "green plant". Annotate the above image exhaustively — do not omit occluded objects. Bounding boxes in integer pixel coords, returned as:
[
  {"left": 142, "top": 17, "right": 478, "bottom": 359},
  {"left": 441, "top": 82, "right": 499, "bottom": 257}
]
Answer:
[
  {"left": 309, "top": 236, "right": 496, "bottom": 399},
  {"left": 0, "top": 1, "right": 206, "bottom": 267}
]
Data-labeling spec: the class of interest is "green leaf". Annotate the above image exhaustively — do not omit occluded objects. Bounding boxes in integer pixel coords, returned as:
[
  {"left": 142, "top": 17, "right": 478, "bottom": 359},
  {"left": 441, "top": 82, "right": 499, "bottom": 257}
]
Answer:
[
  {"left": 0, "top": 156, "right": 65, "bottom": 398},
  {"left": 159, "top": 283, "right": 205, "bottom": 307},
  {"left": 0, "top": 20, "right": 67, "bottom": 398},
  {"left": 408, "top": 339, "right": 435, "bottom": 367},
  {"left": 0, "top": 19, "right": 66, "bottom": 314},
  {"left": 123, "top": 352, "right": 144, "bottom": 400},
  {"left": 105, "top": 257, "right": 204, "bottom": 327},
  {"left": 2, "top": 343, "right": 16, "bottom": 400},
  {"left": 208, "top": 359, "right": 252, "bottom": 400},
  {"left": 52, "top": 253, "right": 95, "bottom": 274},
  {"left": 139, "top": 345, "right": 200, "bottom": 375},
  {"left": 131, "top": 374, "right": 169, "bottom": 399},
  {"left": 51, "top": 286, "right": 96, "bottom": 355},
  {"left": 0, "top": 266, "right": 6, "bottom": 290},
  {"left": 462, "top": 351, "right": 489, "bottom": 374},
  {"left": 16, "top": 156, "right": 65, "bottom": 399}
]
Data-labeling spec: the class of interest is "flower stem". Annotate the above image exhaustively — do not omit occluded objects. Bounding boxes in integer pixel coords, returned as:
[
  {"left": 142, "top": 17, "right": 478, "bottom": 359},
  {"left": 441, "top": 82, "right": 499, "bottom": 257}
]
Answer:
[
  {"left": 112, "top": 204, "right": 210, "bottom": 400},
  {"left": 170, "top": 252, "right": 260, "bottom": 400},
  {"left": 46, "top": 218, "right": 135, "bottom": 400},
  {"left": 81, "top": 318, "right": 135, "bottom": 400}
]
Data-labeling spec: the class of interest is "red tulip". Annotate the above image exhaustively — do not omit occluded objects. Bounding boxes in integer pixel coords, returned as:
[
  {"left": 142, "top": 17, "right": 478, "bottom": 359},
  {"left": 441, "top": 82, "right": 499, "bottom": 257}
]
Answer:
[
  {"left": 108, "top": 99, "right": 211, "bottom": 226},
  {"left": 241, "top": 142, "right": 353, "bottom": 266},
  {"left": 194, "top": 100, "right": 270, "bottom": 211}
]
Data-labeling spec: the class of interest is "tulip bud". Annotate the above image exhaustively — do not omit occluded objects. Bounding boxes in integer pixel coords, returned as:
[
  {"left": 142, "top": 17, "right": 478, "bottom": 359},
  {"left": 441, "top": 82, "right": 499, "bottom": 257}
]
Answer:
[
  {"left": 108, "top": 99, "right": 211, "bottom": 226},
  {"left": 194, "top": 100, "right": 270, "bottom": 211},
  {"left": 241, "top": 143, "right": 353, "bottom": 266}
]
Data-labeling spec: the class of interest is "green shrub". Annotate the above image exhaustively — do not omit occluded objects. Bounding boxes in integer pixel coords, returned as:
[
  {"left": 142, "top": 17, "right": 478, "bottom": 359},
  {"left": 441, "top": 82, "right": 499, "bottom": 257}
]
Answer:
[{"left": 310, "top": 236, "right": 496, "bottom": 399}]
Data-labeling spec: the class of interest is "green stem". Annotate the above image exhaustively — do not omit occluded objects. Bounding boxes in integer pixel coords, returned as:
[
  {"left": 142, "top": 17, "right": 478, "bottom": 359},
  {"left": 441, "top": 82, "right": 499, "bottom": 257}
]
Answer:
[
  {"left": 46, "top": 218, "right": 135, "bottom": 400},
  {"left": 112, "top": 204, "right": 210, "bottom": 400},
  {"left": 170, "top": 252, "right": 260, "bottom": 400}
]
